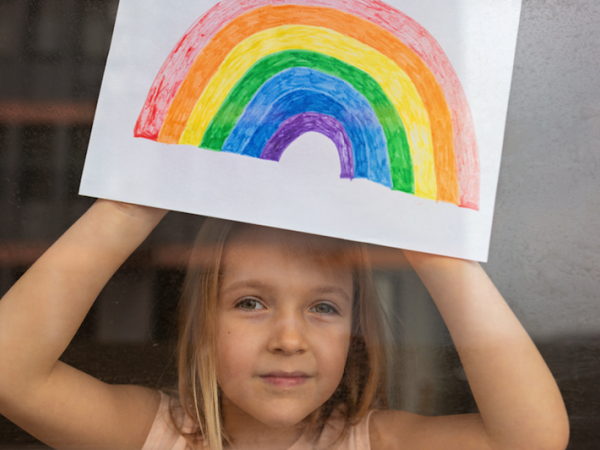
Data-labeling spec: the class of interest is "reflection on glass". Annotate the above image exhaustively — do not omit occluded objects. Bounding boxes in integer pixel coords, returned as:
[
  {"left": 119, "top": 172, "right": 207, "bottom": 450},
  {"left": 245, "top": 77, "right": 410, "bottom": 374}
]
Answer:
[
  {"left": 81, "top": 1, "right": 115, "bottom": 58},
  {"left": 18, "top": 125, "right": 55, "bottom": 201},
  {"left": 31, "top": 0, "right": 63, "bottom": 55},
  {"left": 0, "top": 1, "right": 598, "bottom": 449},
  {"left": 0, "top": 1, "right": 20, "bottom": 57}
]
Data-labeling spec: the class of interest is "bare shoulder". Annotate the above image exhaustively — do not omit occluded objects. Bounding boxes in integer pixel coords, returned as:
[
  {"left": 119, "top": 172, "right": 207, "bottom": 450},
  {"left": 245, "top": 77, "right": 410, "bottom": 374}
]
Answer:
[{"left": 369, "top": 410, "right": 492, "bottom": 450}]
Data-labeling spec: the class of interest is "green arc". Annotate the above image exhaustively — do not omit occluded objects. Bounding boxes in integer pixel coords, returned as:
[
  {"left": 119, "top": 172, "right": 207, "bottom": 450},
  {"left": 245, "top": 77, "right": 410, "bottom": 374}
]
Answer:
[{"left": 201, "top": 50, "right": 413, "bottom": 192}]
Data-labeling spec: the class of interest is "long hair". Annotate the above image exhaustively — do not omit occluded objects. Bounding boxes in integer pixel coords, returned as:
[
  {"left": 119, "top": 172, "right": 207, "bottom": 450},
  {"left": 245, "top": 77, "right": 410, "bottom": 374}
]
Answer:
[{"left": 175, "top": 218, "right": 389, "bottom": 449}]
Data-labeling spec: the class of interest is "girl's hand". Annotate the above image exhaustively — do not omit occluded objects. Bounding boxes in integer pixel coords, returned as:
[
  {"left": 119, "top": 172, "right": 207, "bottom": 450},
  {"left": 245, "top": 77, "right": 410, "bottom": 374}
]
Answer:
[
  {"left": 402, "top": 248, "right": 476, "bottom": 268},
  {"left": 102, "top": 199, "right": 168, "bottom": 224}
]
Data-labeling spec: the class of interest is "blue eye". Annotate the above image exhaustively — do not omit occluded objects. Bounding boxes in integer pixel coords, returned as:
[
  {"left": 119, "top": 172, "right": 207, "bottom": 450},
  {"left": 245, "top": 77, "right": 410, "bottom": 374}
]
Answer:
[
  {"left": 236, "top": 298, "right": 264, "bottom": 310},
  {"left": 311, "top": 303, "right": 338, "bottom": 315}
]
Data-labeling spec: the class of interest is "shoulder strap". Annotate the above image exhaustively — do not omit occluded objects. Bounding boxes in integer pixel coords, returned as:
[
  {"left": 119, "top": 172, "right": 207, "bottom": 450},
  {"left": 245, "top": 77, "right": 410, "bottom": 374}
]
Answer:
[{"left": 353, "top": 410, "right": 375, "bottom": 450}]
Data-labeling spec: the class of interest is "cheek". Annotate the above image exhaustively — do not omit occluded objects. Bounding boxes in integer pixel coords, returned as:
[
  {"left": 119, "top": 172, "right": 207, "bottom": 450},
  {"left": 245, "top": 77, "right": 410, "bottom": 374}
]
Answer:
[
  {"left": 216, "top": 327, "right": 245, "bottom": 373},
  {"left": 215, "top": 321, "right": 262, "bottom": 389},
  {"left": 314, "top": 329, "right": 352, "bottom": 390}
]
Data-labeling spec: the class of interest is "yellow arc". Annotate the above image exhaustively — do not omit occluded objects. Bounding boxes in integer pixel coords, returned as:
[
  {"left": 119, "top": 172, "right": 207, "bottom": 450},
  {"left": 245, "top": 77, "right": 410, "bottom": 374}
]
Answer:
[{"left": 180, "top": 25, "right": 436, "bottom": 200}]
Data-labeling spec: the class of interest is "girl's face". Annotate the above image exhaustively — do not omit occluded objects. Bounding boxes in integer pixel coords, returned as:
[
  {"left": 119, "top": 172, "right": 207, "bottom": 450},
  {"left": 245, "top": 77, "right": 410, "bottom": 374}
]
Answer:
[{"left": 216, "top": 227, "right": 353, "bottom": 430}]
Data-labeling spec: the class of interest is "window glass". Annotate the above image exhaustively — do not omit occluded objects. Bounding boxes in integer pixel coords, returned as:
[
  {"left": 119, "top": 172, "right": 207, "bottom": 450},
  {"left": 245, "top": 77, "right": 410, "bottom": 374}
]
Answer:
[
  {"left": 0, "top": 1, "right": 21, "bottom": 58},
  {"left": 0, "top": 1, "right": 598, "bottom": 449},
  {"left": 18, "top": 124, "right": 55, "bottom": 202}
]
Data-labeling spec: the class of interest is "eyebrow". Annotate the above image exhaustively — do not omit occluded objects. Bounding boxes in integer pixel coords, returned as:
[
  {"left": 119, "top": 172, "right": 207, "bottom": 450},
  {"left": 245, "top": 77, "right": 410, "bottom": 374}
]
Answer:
[
  {"left": 220, "top": 279, "right": 273, "bottom": 296},
  {"left": 220, "top": 280, "right": 352, "bottom": 304},
  {"left": 310, "top": 286, "right": 353, "bottom": 304}
]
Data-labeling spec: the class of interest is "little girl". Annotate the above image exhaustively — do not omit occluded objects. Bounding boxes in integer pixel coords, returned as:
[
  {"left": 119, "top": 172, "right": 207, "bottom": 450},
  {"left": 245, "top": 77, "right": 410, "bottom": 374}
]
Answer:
[{"left": 0, "top": 200, "right": 569, "bottom": 449}]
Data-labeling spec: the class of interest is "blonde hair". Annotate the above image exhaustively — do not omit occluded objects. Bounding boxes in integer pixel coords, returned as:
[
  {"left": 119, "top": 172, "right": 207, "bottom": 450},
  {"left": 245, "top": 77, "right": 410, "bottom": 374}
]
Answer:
[{"left": 175, "top": 218, "right": 388, "bottom": 449}]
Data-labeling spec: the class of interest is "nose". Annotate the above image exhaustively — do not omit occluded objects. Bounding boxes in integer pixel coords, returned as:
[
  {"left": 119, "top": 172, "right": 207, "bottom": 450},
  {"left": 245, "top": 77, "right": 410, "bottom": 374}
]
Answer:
[{"left": 267, "top": 312, "right": 308, "bottom": 355}]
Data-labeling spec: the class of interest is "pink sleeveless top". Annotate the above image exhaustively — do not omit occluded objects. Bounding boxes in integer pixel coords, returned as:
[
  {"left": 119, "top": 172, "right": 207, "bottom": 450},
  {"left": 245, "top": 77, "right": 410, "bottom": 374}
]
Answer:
[{"left": 142, "top": 392, "right": 373, "bottom": 450}]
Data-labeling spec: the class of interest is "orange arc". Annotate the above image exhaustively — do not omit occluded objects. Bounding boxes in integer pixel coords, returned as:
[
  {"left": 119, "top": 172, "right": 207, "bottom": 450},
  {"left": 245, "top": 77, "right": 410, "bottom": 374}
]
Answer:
[{"left": 159, "top": 5, "right": 459, "bottom": 204}]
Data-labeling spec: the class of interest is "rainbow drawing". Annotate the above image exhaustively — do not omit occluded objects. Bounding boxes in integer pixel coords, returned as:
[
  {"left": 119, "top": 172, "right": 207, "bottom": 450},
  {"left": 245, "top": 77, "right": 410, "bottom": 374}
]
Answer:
[{"left": 135, "top": 0, "right": 480, "bottom": 210}]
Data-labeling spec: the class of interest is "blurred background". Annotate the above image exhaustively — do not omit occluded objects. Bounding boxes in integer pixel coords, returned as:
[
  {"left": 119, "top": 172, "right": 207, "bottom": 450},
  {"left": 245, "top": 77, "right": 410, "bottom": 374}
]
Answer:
[{"left": 0, "top": 0, "right": 599, "bottom": 448}]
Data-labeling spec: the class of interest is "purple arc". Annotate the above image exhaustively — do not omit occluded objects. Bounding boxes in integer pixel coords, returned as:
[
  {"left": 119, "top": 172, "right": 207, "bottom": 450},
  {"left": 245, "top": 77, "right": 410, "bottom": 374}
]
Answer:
[{"left": 260, "top": 112, "right": 354, "bottom": 179}]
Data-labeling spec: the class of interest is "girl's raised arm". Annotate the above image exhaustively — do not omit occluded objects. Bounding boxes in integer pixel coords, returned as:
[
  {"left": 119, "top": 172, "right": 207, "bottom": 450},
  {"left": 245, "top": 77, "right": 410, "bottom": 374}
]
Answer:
[
  {"left": 0, "top": 199, "right": 167, "bottom": 449},
  {"left": 371, "top": 252, "right": 569, "bottom": 450}
]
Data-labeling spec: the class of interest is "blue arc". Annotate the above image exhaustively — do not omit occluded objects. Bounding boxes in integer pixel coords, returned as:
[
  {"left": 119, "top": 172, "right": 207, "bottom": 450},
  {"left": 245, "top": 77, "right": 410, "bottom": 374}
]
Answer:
[{"left": 222, "top": 67, "right": 392, "bottom": 187}]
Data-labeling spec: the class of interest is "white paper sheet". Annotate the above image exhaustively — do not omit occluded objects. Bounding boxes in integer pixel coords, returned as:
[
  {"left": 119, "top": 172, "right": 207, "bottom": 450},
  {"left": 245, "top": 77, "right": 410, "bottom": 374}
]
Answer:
[{"left": 80, "top": 0, "right": 523, "bottom": 261}]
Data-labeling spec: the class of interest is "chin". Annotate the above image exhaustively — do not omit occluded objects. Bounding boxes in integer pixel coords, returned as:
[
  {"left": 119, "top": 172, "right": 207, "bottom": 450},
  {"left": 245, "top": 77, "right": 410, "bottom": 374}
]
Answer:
[{"left": 252, "top": 403, "right": 315, "bottom": 429}]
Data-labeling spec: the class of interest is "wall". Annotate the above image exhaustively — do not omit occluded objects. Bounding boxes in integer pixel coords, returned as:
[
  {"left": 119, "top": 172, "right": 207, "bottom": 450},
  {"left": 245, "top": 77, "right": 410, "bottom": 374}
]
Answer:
[{"left": 489, "top": 0, "right": 600, "bottom": 339}]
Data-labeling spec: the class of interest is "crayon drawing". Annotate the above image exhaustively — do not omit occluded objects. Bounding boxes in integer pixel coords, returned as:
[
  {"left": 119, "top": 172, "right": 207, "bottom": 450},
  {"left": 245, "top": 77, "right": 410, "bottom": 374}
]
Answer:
[
  {"left": 134, "top": 0, "right": 480, "bottom": 210},
  {"left": 80, "top": 0, "right": 523, "bottom": 261}
]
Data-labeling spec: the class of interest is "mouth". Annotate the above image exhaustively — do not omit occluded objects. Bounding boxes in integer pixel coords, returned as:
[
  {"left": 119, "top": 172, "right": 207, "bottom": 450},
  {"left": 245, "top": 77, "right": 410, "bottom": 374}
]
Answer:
[{"left": 260, "top": 371, "right": 311, "bottom": 388}]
